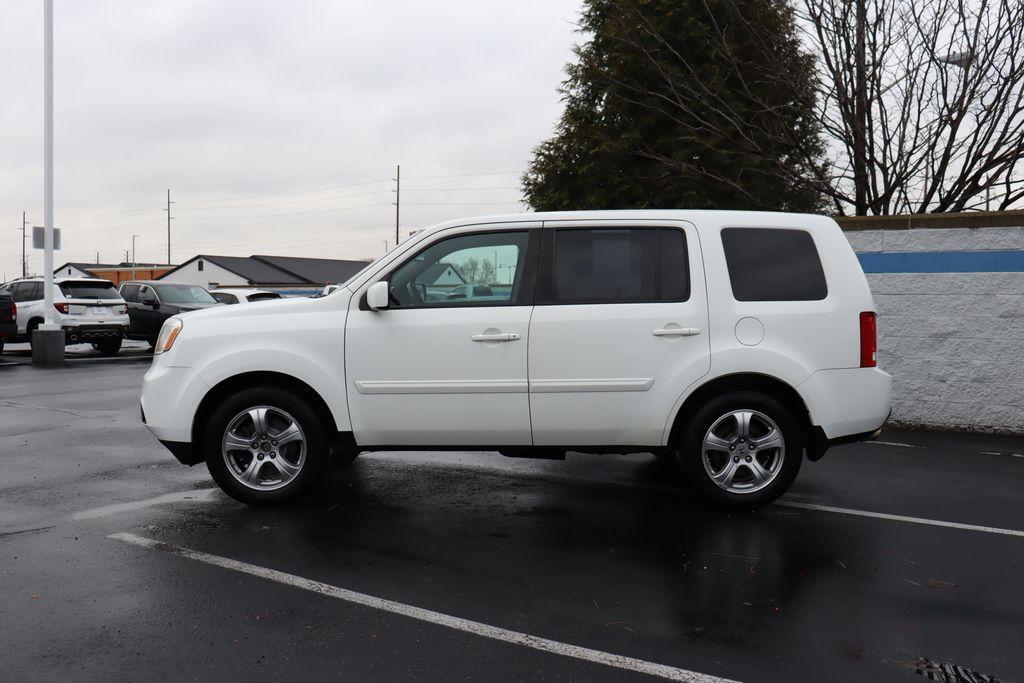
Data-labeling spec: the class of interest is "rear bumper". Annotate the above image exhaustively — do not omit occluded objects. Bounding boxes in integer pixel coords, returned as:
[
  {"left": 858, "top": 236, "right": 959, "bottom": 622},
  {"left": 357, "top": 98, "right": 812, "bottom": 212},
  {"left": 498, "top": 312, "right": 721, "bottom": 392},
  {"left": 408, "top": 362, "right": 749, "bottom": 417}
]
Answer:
[
  {"left": 798, "top": 367, "right": 892, "bottom": 440},
  {"left": 808, "top": 413, "right": 889, "bottom": 461},
  {"left": 62, "top": 324, "right": 127, "bottom": 342}
]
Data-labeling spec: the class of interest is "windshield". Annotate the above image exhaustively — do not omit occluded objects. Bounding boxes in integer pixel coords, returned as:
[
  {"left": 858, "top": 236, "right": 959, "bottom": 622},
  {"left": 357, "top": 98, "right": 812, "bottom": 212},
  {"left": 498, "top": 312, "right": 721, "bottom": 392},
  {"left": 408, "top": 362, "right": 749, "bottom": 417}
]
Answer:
[
  {"left": 59, "top": 281, "right": 121, "bottom": 300},
  {"left": 154, "top": 284, "right": 217, "bottom": 304}
]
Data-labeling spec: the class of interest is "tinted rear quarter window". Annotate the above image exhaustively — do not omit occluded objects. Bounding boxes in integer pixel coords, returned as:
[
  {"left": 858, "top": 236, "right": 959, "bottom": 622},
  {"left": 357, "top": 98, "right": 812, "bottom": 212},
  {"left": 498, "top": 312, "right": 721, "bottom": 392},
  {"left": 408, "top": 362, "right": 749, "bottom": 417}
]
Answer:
[
  {"left": 721, "top": 228, "right": 827, "bottom": 301},
  {"left": 120, "top": 284, "right": 139, "bottom": 302}
]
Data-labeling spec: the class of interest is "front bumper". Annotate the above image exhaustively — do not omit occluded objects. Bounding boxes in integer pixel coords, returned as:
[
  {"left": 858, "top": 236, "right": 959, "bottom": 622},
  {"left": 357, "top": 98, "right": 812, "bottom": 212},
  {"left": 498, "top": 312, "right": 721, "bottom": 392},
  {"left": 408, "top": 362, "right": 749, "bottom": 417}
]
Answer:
[
  {"left": 159, "top": 439, "right": 204, "bottom": 466},
  {"left": 140, "top": 363, "right": 210, "bottom": 445}
]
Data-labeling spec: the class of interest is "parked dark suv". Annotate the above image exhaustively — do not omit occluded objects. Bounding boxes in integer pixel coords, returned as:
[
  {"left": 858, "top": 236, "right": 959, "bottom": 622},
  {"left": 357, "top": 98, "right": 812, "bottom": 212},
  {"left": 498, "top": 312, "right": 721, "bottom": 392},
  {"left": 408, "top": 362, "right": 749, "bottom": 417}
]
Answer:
[{"left": 119, "top": 281, "right": 221, "bottom": 345}]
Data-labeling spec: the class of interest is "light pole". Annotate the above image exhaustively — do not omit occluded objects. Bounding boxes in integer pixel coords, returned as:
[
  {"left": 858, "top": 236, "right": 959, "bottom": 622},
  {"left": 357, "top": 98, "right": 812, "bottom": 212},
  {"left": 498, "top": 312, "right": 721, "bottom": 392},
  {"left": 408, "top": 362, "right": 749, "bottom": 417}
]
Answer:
[{"left": 33, "top": 0, "right": 63, "bottom": 364}]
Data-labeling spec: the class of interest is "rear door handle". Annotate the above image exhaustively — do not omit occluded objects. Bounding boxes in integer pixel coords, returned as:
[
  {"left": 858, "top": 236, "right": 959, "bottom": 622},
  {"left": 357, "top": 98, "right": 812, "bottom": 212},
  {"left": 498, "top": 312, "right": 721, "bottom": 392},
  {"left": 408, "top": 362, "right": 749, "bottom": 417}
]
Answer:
[
  {"left": 471, "top": 332, "right": 521, "bottom": 342},
  {"left": 652, "top": 327, "right": 701, "bottom": 337}
]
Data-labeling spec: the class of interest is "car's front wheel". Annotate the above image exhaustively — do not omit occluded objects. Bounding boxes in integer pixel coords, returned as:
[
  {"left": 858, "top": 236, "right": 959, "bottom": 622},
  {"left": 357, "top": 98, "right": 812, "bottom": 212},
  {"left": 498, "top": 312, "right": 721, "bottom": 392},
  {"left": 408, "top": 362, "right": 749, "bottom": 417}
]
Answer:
[
  {"left": 203, "top": 386, "right": 329, "bottom": 504},
  {"left": 678, "top": 391, "right": 803, "bottom": 508}
]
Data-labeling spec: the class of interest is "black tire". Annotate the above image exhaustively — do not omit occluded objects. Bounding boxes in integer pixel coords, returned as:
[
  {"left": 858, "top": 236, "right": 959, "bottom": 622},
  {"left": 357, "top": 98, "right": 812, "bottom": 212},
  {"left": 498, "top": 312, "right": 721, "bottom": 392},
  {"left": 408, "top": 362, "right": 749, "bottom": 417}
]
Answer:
[
  {"left": 27, "top": 320, "right": 41, "bottom": 349},
  {"left": 93, "top": 338, "right": 122, "bottom": 356},
  {"left": 203, "top": 386, "right": 329, "bottom": 505},
  {"left": 677, "top": 390, "right": 803, "bottom": 508}
]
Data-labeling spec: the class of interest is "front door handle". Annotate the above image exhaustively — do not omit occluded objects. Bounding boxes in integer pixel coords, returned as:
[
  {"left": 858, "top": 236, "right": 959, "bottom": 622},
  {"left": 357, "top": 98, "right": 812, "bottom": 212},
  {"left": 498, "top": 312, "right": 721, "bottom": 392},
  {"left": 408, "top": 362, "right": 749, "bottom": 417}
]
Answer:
[
  {"left": 471, "top": 332, "right": 521, "bottom": 342},
  {"left": 652, "top": 327, "right": 701, "bottom": 337}
]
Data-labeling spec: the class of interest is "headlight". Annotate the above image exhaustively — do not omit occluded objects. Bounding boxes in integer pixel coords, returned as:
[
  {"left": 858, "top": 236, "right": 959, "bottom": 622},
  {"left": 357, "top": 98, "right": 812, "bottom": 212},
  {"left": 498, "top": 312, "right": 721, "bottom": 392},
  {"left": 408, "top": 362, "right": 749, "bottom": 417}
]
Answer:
[{"left": 154, "top": 318, "right": 183, "bottom": 355}]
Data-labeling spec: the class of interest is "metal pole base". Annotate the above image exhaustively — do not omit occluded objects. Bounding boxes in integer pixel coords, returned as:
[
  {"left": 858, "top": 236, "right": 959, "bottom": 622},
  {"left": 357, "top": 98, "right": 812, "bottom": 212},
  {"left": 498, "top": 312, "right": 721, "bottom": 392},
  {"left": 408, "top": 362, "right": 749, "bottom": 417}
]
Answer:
[{"left": 31, "top": 327, "right": 65, "bottom": 366}]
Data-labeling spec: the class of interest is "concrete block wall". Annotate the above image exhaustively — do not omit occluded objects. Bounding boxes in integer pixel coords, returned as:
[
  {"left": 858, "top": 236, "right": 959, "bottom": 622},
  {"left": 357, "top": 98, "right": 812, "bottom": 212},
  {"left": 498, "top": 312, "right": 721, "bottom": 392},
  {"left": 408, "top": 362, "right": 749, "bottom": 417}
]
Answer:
[{"left": 843, "top": 225, "right": 1024, "bottom": 434}]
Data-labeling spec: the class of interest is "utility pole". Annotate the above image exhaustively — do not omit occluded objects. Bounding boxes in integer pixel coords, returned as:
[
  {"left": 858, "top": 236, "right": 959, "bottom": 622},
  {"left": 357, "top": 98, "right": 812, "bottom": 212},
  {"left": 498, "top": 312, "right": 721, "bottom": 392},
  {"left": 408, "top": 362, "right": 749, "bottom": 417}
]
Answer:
[
  {"left": 393, "top": 165, "right": 400, "bottom": 247},
  {"left": 95, "top": 251, "right": 100, "bottom": 264},
  {"left": 21, "top": 211, "right": 28, "bottom": 277},
  {"left": 131, "top": 234, "right": 139, "bottom": 279},
  {"left": 164, "top": 188, "right": 173, "bottom": 264},
  {"left": 382, "top": 240, "right": 389, "bottom": 253}
]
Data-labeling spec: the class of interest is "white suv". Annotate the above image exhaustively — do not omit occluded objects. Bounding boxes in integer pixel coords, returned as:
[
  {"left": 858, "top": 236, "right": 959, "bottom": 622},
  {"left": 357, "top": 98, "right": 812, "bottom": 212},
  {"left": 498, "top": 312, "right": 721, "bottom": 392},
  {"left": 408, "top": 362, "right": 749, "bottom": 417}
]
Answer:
[
  {"left": 140, "top": 211, "right": 891, "bottom": 507},
  {"left": 0, "top": 277, "right": 129, "bottom": 355}
]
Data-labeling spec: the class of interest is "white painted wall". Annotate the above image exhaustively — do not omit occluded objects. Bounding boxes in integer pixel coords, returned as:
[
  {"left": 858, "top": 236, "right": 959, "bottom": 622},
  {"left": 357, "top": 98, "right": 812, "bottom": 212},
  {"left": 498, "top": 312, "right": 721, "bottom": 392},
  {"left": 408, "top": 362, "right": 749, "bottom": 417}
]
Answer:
[
  {"left": 161, "top": 259, "right": 248, "bottom": 289},
  {"left": 845, "top": 225, "right": 1024, "bottom": 434}
]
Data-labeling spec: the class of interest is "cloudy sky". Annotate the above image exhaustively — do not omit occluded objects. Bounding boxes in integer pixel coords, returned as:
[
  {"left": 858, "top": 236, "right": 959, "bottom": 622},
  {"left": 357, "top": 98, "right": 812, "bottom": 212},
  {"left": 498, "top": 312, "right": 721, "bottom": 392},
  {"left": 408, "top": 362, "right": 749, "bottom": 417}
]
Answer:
[{"left": 0, "top": 0, "right": 583, "bottom": 279}]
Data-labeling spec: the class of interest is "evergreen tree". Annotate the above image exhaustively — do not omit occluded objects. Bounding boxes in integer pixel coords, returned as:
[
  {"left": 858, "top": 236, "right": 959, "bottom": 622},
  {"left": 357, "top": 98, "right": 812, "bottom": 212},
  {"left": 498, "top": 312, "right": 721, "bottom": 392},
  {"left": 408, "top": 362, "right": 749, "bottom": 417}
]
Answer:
[{"left": 524, "top": 0, "right": 826, "bottom": 212}]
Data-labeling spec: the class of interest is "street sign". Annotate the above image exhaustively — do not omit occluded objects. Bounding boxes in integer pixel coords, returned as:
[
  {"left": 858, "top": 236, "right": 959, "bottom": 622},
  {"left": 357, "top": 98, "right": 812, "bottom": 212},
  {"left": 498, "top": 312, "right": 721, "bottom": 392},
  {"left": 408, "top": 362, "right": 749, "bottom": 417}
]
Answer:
[{"left": 32, "top": 226, "right": 61, "bottom": 250}]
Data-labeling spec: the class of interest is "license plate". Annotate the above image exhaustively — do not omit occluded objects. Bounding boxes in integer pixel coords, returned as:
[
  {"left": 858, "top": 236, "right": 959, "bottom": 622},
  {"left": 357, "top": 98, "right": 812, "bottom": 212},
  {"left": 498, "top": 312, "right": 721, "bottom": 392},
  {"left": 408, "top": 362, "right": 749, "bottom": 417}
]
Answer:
[{"left": 93, "top": 307, "right": 107, "bottom": 315}]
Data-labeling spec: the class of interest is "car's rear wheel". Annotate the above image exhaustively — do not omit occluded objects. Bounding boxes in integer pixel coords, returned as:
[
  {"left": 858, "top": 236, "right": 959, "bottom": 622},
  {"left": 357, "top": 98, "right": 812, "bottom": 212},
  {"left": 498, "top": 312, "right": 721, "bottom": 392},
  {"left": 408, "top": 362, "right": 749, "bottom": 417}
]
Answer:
[
  {"left": 92, "top": 338, "right": 122, "bottom": 355},
  {"left": 27, "top": 320, "right": 40, "bottom": 349},
  {"left": 203, "top": 386, "right": 329, "bottom": 504},
  {"left": 678, "top": 391, "right": 803, "bottom": 508}
]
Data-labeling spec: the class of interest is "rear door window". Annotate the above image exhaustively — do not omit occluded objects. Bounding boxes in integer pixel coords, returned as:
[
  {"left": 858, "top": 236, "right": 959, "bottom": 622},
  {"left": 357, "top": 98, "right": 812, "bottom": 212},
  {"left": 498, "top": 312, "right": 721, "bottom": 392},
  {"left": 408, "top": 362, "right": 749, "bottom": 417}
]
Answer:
[
  {"left": 721, "top": 228, "right": 827, "bottom": 301},
  {"left": 120, "top": 284, "right": 140, "bottom": 303},
  {"left": 542, "top": 227, "right": 689, "bottom": 304},
  {"left": 12, "top": 283, "right": 34, "bottom": 302}
]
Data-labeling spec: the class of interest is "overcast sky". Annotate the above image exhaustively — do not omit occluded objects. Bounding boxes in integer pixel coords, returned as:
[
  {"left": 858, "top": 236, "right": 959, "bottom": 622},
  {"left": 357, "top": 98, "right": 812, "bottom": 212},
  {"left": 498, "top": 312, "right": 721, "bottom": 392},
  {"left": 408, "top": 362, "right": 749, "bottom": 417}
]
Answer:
[{"left": 0, "top": 0, "right": 583, "bottom": 279}]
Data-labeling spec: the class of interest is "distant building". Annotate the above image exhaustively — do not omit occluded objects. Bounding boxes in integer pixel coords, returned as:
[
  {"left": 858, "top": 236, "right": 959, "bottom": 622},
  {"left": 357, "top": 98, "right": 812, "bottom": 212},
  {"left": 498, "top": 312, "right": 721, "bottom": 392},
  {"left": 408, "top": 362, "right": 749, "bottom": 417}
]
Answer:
[
  {"left": 54, "top": 262, "right": 175, "bottom": 285},
  {"left": 158, "top": 254, "right": 371, "bottom": 294},
  {"left": 419, "top": 263, "right": 466, "bottom": 286}
]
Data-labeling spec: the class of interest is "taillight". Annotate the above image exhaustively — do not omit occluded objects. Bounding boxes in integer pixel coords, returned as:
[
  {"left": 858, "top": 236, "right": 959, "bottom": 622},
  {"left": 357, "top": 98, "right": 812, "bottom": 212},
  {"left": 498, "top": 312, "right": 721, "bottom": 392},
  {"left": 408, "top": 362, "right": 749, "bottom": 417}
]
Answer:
[
  {"left": 9, "top": 302, "right": 15, "bottom": 317},
  {"left": 54, "top": 303, "right": 69, "bottom": 314},
  {"left": 118, "top": 305, "right": 127, "bottom": 314},
  {"left": 860, "top": 311, "right": 877, "bottom": 367}
]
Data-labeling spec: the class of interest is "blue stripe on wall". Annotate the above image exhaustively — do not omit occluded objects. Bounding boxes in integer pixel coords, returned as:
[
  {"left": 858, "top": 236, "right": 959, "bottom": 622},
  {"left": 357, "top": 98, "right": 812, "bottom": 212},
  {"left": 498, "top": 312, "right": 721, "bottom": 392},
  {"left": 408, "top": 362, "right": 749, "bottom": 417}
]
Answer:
[{"left": 857, "top": 250, "right": 1024, "bottom": 273}]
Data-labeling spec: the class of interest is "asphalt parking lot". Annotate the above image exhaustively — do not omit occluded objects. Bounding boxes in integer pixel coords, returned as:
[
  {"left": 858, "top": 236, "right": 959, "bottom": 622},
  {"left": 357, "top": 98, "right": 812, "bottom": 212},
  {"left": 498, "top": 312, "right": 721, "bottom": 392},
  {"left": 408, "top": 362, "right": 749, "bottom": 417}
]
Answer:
[
  {"left": 0, "top": 339, "right": 152, "bottom": 366},
  {"left": 1, "top": 362, "right": 1022, "bottom": 682}
]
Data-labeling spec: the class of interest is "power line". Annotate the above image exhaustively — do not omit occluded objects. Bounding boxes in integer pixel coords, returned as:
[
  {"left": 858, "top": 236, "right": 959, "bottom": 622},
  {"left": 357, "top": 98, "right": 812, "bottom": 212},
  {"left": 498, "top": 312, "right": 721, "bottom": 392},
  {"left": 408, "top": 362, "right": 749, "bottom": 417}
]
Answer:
[
  {"left": 173, "top": 178, "right": 392, "bottom": 204},
  {"left": 174, "top": 189, "right": 392, "bottom": 211},
  {"left": 402, "top": 171, "right": 520, "bottom": 180},
  {"left": 172, "top": 203, "right": 393, "bottom": 221}
]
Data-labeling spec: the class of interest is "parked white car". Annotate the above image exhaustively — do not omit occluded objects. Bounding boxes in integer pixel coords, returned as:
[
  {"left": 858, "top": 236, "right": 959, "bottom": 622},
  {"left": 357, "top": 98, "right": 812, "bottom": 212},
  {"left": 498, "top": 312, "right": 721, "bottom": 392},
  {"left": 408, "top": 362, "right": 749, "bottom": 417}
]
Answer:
[
  {"left": 0, "top": 276, "right": 129, "bottom": 355},
  {"left": 140, "top": 210, "right": 891, "bottom": 506},
  {"left": 210, "top": 288, "right": 283, "bottom": 305}
]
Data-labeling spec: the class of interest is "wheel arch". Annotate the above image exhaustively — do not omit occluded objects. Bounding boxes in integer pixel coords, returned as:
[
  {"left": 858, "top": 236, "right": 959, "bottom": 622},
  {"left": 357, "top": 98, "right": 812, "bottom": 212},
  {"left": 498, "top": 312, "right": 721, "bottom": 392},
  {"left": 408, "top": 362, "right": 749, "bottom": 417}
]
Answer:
[
  {"left": 191, "top": 371, "right": 338, "bottom": 446},
  {"left": 665, "top": 372, "right": 814, "bottom": 450}
]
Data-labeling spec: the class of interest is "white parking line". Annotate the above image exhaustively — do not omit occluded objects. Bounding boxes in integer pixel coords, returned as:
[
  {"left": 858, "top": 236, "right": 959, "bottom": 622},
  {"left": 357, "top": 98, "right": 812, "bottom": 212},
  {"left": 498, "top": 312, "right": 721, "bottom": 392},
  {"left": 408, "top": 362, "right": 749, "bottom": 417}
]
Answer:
[
  {"left": 776, "top": 501, "right": 1024, "bottom": 538},
  {"left": 72, "top": 488, "right": 219, "bottom": 520},
  {"left": 109, "top": 532, "right": 736, "bottom": 683},
  {"left": 872, "top": 440, "right": 921, "bottom": 448}
]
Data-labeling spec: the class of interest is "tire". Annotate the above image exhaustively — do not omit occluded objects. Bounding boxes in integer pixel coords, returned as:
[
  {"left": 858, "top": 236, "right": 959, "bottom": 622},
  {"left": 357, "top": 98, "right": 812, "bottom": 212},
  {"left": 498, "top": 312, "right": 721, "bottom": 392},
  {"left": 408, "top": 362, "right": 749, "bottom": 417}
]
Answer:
[
  {"left": 27, "top": 320, "right": 40, "bottom": 349},
  {"left": 93, "top": 338, "right": 122, "bottom": 356},
  {"left": 203, "top": 386, "right": 329, "bottom": 505},
  {"left": 677, "top": 391, "right": 803, "bottom": 508}
]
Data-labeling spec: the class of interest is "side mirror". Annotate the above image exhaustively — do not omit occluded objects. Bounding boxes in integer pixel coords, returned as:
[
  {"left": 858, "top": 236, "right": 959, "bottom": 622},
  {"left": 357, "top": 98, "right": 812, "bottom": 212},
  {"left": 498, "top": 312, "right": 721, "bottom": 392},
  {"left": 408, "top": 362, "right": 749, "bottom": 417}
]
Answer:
[{"left": 366, "top": 281, "right": 389, "bottom": 310}]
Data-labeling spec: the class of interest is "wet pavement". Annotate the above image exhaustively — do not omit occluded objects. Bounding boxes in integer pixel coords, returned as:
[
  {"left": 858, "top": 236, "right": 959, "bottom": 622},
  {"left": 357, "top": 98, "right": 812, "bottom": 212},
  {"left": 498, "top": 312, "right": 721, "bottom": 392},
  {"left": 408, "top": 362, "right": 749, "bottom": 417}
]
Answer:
[
  {"left": 1, "top": 361, "right": 1022, "bottom": 682},
  {"left": 0, "top": 339, "right": 152, "bottom": 366}
]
